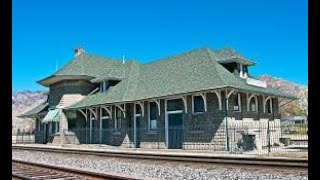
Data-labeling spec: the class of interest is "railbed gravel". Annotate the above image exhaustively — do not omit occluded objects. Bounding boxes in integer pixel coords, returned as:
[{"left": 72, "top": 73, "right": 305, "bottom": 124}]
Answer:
[{"left": 12, "top": 150, "right": 308, "bottom": 180}]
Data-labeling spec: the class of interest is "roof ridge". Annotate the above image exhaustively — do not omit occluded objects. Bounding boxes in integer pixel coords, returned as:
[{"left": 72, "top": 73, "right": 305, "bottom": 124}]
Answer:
[
  {"left": 121, "top": 61, "right": 140, "bottom": 101},
  {"left": 205, "top": 48, "right": 230, "bottom": 87},
  {"left": 144, "top": 47, "right": 210, "bottom": 65}
]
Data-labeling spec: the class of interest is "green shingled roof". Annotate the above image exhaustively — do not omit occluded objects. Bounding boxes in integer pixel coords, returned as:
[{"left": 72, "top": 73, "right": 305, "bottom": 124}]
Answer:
[
  {"left": 66, "top": 47, "right": 296, "bottom": 109},
  {"left": 18, "top": 102, "right": 48, "bottom": 118},
  {"left": 38, "top": 54, "right": 131, "bottom": 86}
]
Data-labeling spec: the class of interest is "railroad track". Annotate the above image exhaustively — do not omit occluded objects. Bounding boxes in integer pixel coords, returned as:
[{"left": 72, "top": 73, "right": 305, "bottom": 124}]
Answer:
[
  {"left": 12, "top": 145, "right": 308, "bottom": 168},
  {"left": 12, "top": 159, "right": 139, "bottom": 180}
]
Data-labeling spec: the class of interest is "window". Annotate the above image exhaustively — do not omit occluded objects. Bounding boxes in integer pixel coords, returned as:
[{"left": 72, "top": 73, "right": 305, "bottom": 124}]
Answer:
[
  {"left": 50, "top": 122, "right": 59, "bottom": 134},
  {"left": 100, "top": 81, "right": 107, "bottom": 93},
  {"left": 100, "top": 108, "right": 109, "bottom": 129},
  {"left": 242, "top": 65, "right": 248, "bottom": 78},
  {"left": 238, "top": 63, "right": 248, "bottom": 78},
  {"left": 51, "top": 122, "right": 56, "bottom": 133},
  {"left": 265, "top": 99, "right": 272, "bottom": 113},
  {"left": 193, "top": 95, "right": 205, "bottom": 113},
  {"left": 249, "top": 97, "right": 258, "bottom": 112},
  {"left": 149, "top": 102, "right": 158, "bottom": 131},
  {"left": 135, "top": 104, "right": 142, "bottom": 115},
  {"left": 233, "top": 93, "right": 241, "bottom": 112},
  {"left": 114, "top": 107, "right": 123, "bottom": 131},
  {"left": 167, "top": 99, "right": 184, "bottom": 111}
]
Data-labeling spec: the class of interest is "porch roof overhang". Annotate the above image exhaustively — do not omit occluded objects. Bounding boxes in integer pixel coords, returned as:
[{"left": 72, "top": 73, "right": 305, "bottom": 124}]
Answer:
[
  {"left": 17, "top": 102, "right": 49, "bottom": 118},
  {"left": 65, "top": 84, "right": 297, "bottom": 110},
  {"left": 90, "top": 76, "right": 124, "bottom": 83},
  {"left": 42, "top": 109, "right": 60, "bottom": 123},
  {"left": 217, "top": 57, "right": 256, "bottom": 66}
]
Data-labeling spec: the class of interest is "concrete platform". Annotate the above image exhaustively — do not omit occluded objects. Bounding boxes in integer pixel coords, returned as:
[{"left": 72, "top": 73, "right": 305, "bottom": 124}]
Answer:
[{"left": 12, "top": 143, "right": 307, "bottom": 163}]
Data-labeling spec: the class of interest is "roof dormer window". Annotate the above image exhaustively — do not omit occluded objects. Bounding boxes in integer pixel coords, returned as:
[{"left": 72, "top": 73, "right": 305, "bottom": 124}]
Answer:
[
  {"left": 100, "top": 81, "right": 107, "bottom": 93},
  {"left": 238, "top": 63, "right": 248, "bottom": 78}
]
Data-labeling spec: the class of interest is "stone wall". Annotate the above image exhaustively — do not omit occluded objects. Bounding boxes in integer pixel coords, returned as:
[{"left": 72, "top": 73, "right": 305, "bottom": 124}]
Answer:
[{"left": 63, "top": 90, "right": 282, "bottom": 150}]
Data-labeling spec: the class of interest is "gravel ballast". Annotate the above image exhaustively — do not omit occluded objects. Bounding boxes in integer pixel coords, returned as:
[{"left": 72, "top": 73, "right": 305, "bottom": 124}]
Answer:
[{"left": 12, "top": 150, "right": 308, "bottom": 180}]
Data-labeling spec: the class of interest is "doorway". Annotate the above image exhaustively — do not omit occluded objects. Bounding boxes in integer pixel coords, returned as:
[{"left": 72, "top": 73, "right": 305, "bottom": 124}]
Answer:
[
  {"left": 165, "top": 99, "right": 184, "bottom": 149},
  {"left": 134, "top": 103, "right": 142, "bottom": 148}
]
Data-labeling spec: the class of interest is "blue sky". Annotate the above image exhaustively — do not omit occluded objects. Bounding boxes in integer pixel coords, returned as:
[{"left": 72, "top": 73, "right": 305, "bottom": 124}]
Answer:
[{"left": 12, "top": 0, "right": 308, "bottom": 91}]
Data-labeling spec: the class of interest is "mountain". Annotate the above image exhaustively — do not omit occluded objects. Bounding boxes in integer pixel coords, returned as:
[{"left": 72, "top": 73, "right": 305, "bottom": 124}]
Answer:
[
  {"left": 12, "top": 75, "right": 307, "bottom": 131},
  {"left": 258, "top": 75, "right": 308, "bottom": 117},
  {"left": 12, "top": 90, "right": 47, "bottom": 132}
]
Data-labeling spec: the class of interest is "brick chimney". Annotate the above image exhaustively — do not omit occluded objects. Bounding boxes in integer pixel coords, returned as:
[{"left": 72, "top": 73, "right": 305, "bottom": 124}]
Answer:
[{"left": 74, "top": 47, "right": 85, "bottom": 57}]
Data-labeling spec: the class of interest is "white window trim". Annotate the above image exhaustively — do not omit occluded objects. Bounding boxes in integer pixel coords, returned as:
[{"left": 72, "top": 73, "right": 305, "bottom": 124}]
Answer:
[
  {"left": 192, "top": 94, "right": 206, "bottom": 114},
  {"left": 234, "top": 93, "right": 242, "bottom": 112},
  {"left": 148, "top": 101, "right": 158, "bottom": 132}
]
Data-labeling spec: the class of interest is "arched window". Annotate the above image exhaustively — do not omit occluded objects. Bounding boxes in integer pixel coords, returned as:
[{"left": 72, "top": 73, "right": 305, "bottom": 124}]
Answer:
[
  {"left": 193, "top": 95, "right": 205, "bottom": 113},
  {"left": 265, "top": 99, "right": 272, "bottom": 113},
  {"left": 249, "top": 96, "right": 258, "bottom": 112},
  {"left": 233, "top": 93, "right": 241, "bottom": 112}
]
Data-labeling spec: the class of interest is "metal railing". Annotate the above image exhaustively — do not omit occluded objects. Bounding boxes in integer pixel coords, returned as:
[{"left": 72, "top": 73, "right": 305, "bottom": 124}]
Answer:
[{"left": 13, "top": 122, "right": 308, "bottom": 156}]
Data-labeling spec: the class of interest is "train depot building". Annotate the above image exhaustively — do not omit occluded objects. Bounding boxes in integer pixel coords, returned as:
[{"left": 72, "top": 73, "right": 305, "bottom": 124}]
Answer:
[{"left": 19, "top": 47, "right": 295, "bottom": 150}]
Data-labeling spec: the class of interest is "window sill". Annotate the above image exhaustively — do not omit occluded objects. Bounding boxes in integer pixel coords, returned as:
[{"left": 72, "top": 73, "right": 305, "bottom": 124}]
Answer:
[
  {"left": 146, "top": 131, "right": 157, "bottom": 135},
  {"left": 112, "top": 131, "right": 121, "bottom": 135}
]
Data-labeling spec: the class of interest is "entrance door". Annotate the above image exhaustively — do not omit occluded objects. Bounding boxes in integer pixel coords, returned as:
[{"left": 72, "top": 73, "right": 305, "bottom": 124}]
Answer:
[
  {"left": 44, "top": 123, "right": 49, "bottom": 143},
  {"left": 165, "top": 99, "right": 184, "bottom": 149},
  {"left": 92, "top": 120, "right": 99, "bottom": 144},
  {"left": 134, "top": 116, "right": 141, "bottom": 148},
  {"left": 134, "top": 103, "right": 142, "bottom": 148},
  {"left": 168, "top": 113, "right": 183, "bottom": 149},
  {"left": 101, "top": 118, "right": 109, "bottom": 144}
]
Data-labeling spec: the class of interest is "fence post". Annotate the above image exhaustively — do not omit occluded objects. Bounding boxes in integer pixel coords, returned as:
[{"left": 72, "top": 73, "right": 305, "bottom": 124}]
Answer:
[
  {"left": 22, "top": 130, "right": 24, "bottom": 144},
  {"left": 267, "top": 120, "right": 271, "bottom": 154},
  {"left": 225, "top": 98, "right": 230, "bottom": 151}
]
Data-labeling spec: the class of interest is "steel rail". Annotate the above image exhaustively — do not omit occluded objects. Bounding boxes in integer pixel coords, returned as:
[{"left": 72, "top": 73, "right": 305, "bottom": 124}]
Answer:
[{"left": 12, "top": 159, "right": 139, "bottom": 180}]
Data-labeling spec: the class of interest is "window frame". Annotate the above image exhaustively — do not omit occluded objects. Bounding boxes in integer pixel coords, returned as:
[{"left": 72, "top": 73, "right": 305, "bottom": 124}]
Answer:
[
  {"left": 233, "top": 93, "right": 241, "bottom": 112},
  {"left": 249, "top": 96, "right": 258, "bottom": 112},
  {"left": 192, "top": 95, "right": 205, "bottom": 114},
  {"left": 265, "top": 98, "right": 273, "bottom": 114},
  {"left": 100, "top": 81, "right": 107, "bottom": 93}
]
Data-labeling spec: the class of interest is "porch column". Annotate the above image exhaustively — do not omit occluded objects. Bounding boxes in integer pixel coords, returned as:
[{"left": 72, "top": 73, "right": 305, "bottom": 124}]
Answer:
[{"left": 59, "top": 109, "right": 68, "bottom": 145}]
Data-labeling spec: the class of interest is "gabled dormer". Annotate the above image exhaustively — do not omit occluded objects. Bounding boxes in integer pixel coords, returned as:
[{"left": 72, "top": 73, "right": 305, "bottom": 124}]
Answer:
[
  {"left": 90, "top": 77, "right": 122, "bottom": 93},
  {"left": 220, "top": 61, "right": 252, "bottom": 79},
  {"left": 98, "top": 80, "right": 121, "bottom": 93},
  {"left": 213, "top": 48, "right": 255, "bottom": 79}
]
